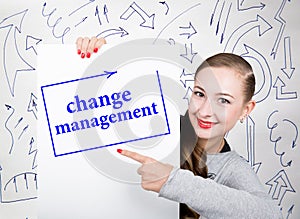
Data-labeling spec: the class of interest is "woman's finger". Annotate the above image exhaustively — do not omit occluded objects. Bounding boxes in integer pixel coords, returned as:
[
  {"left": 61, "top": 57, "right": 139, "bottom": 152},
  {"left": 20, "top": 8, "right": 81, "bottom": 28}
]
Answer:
[
  {"left": 76, "top": 37, "right": 83, "bottom": 55},
  {"left": 117, "top": 149, "right": 155, "bottom": 164},
  {"left": 80, "top": 37, "right": 91, "bottom": 58},
  {"left": 94, "top": 37, "right": 106, "bottom": 53},
  {"left": 86, "top": 36, "right": 98, "bottom": 58}
]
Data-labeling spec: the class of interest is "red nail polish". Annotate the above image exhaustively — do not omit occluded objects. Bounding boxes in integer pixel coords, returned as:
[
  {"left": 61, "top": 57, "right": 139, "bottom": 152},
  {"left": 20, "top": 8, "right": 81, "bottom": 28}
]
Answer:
[
  {"left": 117, "top": 149, "right": 123, "bottom": 154},
  {"left": 77, "top": 49, "right": 81, "bottom": 55},
  {"left": 86, "top": 52, "right": 91, "bottom": 58},
  {"left": 81, "top": 53, "right": 85, "bottom": 58},
  {"left": 94, "top": 48, "right": 98, "bottom": 53}
]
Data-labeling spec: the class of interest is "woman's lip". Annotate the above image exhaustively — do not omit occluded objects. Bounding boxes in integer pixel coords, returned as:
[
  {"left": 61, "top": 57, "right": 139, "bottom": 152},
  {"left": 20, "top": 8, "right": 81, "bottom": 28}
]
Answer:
[{"left": 197, "top": 119, "right": 214, "bottom": 129}]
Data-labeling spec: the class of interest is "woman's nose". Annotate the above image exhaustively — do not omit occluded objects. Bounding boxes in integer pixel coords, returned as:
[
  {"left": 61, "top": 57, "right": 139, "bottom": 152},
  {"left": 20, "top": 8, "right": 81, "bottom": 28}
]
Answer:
[{"left": 199, "top": 98, "right": 213, "bottom": 117}]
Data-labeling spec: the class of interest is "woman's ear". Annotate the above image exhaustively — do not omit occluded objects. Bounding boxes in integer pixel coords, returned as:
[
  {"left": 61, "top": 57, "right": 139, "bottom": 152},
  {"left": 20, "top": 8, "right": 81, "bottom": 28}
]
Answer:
[{"left": 240, "top": 100, "right": 256, "bottom": 121}]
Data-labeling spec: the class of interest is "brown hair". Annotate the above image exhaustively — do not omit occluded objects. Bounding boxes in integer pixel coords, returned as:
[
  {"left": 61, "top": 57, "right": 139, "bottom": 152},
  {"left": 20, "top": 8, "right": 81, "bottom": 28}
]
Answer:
[{"left": 180, "top": 53, "right": 255, "bottom": 218}]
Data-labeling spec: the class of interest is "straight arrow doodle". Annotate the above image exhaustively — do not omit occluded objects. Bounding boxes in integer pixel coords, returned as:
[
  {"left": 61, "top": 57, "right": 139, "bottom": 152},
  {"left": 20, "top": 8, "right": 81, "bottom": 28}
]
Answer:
[
  {"left": 270, "top": 0, "right": 291, "bottom": 59},
  {"left": 281, "top": 36, "right": 295, "bottom": 79}
]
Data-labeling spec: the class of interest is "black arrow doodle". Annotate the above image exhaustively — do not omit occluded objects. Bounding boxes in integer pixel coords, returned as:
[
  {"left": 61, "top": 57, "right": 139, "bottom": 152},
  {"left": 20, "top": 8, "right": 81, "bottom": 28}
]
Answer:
[
  {"left": 237, "top": 0, "right": 265, "bottom": 11},
  {"left": 18, "top": 124, "right": 29, "bottom": 140},
  {"left": 120, "top": 2, "right": 155, "bottom": 29},
  {"left": 271, "top": 0, "right": 291, "bottom": 59},
  {"left": 28, "top": 137, "right": 38, "bottom": 170},
  {"left": 2, "top": 172, "right": 38, "bottom": 203},
  {"left": 183, "top": 87, "right": 193, "bottom": 104},
  {"left": 224, "top": 15, "right": 272, "bottom": 53},
  {"left": 75, "top": 16, "right": 88, "bottom": 27},
  {"left": 180, "top": 68, "right": 194, "bottom": 88},
  {"left": 27, "top": 93, "right": 38, "bottom": 119},
  {"left": 41, "top": 3, "right": 71, "bottom": 44},
  {"left": 68, "top": 0, "right": 96, "bottom": 16},
  {"left": 281, "top": 36, "right": 295, "bottom": 79},
  {"left": 266, "top": 169, "right": 295, "bottom": 206},
  {"left": 159, "top": 1, "right": 169, "bottom": 15},
  {"left": 26, "top": 35, "right": 42, "bottom": 55},
  {"left": 95, "top": 5, "right": 102, "bottom": 26},
  {"left": 246, "top": 116, "right": 262, "bottom": 173},
  {"left": 104, "top": 4, "right": 109, "bottom": 23},
  {"left": 97, "top": 27, "right": 128, "bottom": 38},
  {"left": 14, "top": 117, "right": 23, "bottom": 129},
  {"left": 273, "top": 77, "right": 297, "bottom": 100},
  {"left": 286, "top": 204, "right": 294, "bottom": 219},
  {"left": 241, "top": 44, "right": 272, "bottom": 103},
  {"left": 180, "top": 43, "right": 197, "bottom": 63},
  {"left": 4, "top": 104, "right": 15, "bottom": 154},
  {"left": 267, "top": 110, "right": 298, "bottom": 167},
  {"left": 179, "top": 22, "right": 197, "bottom": 39},
  {"left": 0, "top": 9, "right": 35, "bottom": 96}
]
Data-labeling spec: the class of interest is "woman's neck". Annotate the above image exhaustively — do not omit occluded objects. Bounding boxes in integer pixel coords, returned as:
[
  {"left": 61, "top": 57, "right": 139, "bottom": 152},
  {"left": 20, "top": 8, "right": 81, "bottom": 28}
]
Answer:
[{"left": 198, "top": 137, "right": 225, "bottom": 154}]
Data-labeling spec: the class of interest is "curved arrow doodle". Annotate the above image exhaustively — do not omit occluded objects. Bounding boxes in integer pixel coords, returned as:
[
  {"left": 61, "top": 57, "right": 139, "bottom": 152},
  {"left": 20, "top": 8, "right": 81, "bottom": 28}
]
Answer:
[
  {"left": 237, "top": 0, "right": 265, "bottom": 11},
  {"left": 159, "top": 1, "right": 169, "bottom": 15},
  {"left": 120, "top": 2, "right": 155, "bottom": 29},
  {"left": 1, "top": 171, "right": 38, "bottom": 203},
  {"left": 267, "top": 110, "right": 298, "bottom": 167},
  {"left": 167, "top": 37, "right": 175, "bottom": 45},
  {"left": 4, "top": 104, "right": 15, "bottom": 154},
  {"left": 97, "top": 27, "right": 129, "bottom": 38},
  {"left": 0, "top": 9, "right": 35, "bottom": 97},
  {"left": 41, "top": 2, "right": 71, "bottom": 43},
  {"left": 223, "top": 14, "right": 272, "bottom": 52},
  {"left": 240, "top": 44, "right": 272, "bottom": 103},
  {"left": 266, "top": 169, "right": 295, "bottom": 206}
]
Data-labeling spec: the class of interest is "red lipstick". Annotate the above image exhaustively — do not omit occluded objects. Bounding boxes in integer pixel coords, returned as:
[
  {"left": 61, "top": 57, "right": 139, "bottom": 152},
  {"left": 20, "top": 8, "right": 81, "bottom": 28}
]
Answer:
[{"left": 198, "top": 119, "right": 213, "bottom": 129}]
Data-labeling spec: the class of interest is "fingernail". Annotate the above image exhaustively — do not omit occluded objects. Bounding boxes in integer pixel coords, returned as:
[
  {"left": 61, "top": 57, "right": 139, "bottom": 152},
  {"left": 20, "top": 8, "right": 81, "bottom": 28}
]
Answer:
[
  {"left": 86, "top": 52, "right": 91, "bottom": 58},
  {"left": 117, "top": 149, "right": 123, "bottom": 154},
  {"left": 77, "top": 49, "right": 81, "bottom": 55},
  {"left": 81, "top": 53, "right": 85, "bottom": 58},
  {"left": 94, "top": 48, "right": 98, "bottom": 53}
]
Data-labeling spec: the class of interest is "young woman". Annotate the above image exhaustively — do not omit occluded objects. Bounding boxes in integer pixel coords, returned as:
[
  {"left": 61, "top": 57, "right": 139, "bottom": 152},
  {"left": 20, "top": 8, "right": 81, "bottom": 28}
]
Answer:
[{"left": 76, "top": 38, "right": 283, "bottom": 219}]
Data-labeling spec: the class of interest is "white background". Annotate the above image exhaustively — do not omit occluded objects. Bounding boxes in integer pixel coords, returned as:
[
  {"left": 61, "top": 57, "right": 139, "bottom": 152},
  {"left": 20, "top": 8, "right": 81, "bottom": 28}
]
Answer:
[{"left": 0, "top": 0, "right": 299, "bottom": 218}]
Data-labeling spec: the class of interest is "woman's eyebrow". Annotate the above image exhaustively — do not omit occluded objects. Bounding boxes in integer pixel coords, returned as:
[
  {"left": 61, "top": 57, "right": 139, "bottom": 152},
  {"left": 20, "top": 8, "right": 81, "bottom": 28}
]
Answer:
[
  {"left": 216, "top": 92, "right": 235, "bottom": 99},
  {"left": 194, "top": 85, "right": 204, "bottom": 91}
]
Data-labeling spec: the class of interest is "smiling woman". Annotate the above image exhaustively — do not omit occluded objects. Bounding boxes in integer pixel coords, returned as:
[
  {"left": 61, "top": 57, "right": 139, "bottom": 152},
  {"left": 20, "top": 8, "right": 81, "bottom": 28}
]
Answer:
[{"left": 76, "top": 38, "right": 283, "bottom": 219}]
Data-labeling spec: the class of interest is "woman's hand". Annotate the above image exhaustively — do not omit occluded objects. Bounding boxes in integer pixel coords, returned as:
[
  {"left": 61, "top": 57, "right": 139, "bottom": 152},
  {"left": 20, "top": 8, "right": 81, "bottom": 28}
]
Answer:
[
  {"left": 76, "top": 37, "right": 106, "bottom": 58},
  {"left": 117, "top": 149, "right": 173, "bottom": 193}
]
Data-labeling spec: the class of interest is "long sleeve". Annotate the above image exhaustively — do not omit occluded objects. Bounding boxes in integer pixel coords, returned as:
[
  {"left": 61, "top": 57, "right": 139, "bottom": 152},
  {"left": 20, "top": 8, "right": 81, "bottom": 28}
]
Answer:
[{"left": 159, "top": 151, "right": 283, "bottom": 219}]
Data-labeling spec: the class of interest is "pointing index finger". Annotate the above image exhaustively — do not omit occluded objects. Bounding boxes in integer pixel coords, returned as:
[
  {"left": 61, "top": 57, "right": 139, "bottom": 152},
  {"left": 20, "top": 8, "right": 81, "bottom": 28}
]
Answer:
[{"left": 118, "top": 149, "right": 155, "bottom": 164}]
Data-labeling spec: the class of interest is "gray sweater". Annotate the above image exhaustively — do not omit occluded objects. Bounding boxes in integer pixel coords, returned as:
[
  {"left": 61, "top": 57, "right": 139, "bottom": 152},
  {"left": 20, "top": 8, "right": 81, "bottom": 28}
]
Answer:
[{"left": 159, "top": 150, "right": 283, "bottom": 219}]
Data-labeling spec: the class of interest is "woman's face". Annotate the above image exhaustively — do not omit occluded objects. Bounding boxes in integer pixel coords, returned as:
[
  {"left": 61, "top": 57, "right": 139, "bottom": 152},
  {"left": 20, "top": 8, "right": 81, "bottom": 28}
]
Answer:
[{"left": 188, "top": 66, "right": 249, "bottom": 141}]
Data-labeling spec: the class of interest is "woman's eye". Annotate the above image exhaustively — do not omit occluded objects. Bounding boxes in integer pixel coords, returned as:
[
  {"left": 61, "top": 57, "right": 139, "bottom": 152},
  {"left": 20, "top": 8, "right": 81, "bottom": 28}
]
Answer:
[
  {"left": 194, "top": 91, "right": 204, "bottom": 97},
  {"left": 219, "top": 98, "right": 230, "bottom": 104}
]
